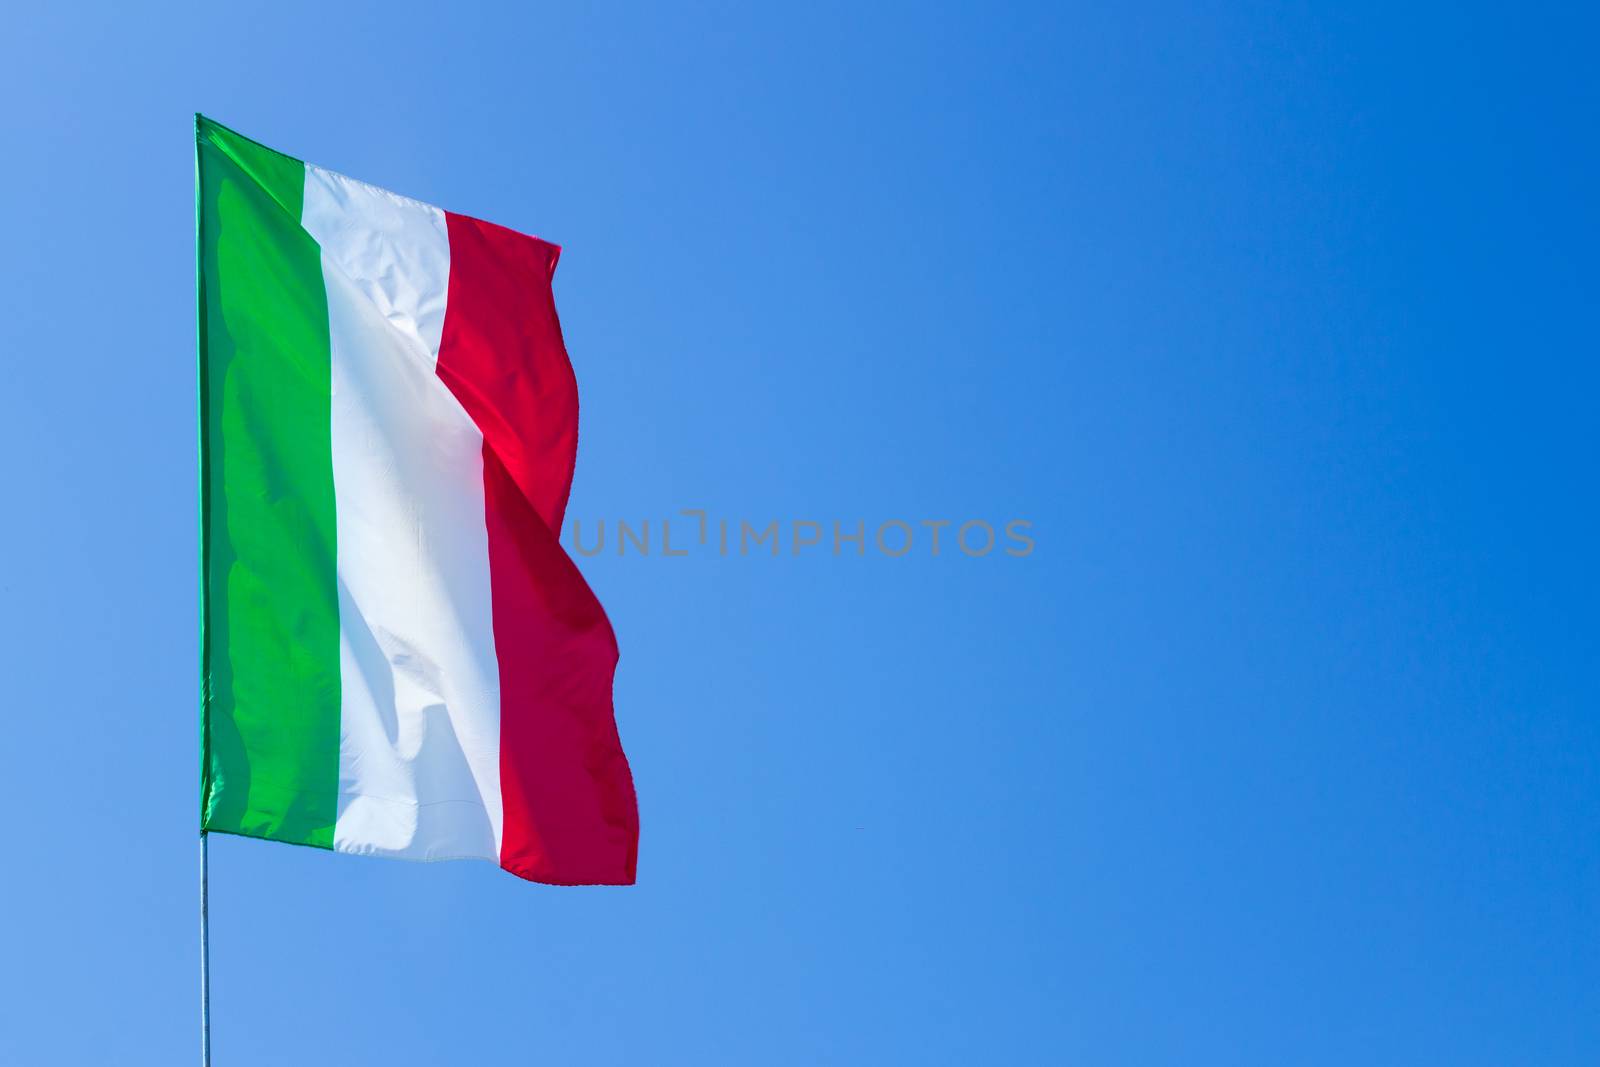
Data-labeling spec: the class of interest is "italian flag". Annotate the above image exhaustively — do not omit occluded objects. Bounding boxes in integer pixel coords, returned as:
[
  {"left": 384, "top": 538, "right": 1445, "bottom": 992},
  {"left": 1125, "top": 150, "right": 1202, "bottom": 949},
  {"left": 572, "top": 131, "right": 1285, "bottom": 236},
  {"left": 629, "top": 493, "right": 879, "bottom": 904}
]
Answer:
[{"left": 196, "top": 116, "right": 638, "bottom": 885}]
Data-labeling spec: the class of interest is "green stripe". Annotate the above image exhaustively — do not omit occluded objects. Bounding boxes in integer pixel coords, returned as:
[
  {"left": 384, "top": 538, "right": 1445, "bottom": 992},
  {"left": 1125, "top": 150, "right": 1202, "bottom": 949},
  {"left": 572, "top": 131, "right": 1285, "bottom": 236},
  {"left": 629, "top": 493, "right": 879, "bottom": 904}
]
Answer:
[{"left": 198, "top": 116, "right": 340, "bottom": 848}]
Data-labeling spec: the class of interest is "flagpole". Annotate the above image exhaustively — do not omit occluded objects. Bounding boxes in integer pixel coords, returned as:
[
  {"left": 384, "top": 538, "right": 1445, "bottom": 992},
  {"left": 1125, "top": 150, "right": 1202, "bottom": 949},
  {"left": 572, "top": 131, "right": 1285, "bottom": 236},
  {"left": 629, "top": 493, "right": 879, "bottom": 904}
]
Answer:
[{"left": 200, "top": 831, "right": 212, "bottom": 1067}]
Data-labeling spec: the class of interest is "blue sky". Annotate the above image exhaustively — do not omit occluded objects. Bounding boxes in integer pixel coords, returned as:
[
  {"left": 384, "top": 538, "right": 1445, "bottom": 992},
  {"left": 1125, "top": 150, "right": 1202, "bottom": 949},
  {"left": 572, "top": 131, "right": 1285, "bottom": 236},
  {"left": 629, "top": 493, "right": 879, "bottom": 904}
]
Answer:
[{"left": 2, "top": 3, "right": 1597, "bottom": 1063}]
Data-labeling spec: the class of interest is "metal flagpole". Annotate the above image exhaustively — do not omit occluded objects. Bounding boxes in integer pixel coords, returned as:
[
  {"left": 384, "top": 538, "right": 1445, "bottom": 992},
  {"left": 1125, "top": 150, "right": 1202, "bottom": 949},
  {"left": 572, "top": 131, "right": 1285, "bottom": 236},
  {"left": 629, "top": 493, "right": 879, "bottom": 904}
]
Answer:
[
  {"left": 195, "top": 114, "right": 214, "bottom": 1066},
  {"left": 200, "top": 831, "right": 212, "bottom": 1066}
]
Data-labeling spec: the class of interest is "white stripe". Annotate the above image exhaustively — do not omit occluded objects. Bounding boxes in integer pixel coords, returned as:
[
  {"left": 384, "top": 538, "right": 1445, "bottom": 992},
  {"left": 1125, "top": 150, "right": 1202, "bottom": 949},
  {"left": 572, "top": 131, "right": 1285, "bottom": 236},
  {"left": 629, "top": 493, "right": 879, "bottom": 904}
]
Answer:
[{"left": 303, "top": 164, "right": 504, "bottom": 862}]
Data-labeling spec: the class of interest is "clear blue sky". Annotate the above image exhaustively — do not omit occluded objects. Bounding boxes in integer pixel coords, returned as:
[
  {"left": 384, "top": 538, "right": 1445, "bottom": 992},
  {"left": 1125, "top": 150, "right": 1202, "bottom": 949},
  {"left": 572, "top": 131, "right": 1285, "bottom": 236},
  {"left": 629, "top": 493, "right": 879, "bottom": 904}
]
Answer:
[{"left": 2, "top": 3, "right": 1596, "bottom": 1063}]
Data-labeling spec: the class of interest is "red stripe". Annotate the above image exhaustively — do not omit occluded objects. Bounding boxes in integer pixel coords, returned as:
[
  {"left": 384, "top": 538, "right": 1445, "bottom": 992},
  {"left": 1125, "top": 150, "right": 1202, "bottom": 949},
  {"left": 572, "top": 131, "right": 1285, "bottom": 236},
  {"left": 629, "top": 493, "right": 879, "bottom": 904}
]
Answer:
[{"left": 436, "top": 211, "right": 638, "bottom": 885}]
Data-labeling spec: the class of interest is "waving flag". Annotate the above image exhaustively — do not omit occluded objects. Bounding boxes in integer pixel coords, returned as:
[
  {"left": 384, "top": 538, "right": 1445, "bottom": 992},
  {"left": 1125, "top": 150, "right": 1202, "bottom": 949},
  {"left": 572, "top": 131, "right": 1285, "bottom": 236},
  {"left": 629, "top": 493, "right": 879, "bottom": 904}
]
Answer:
[{"left": 196, "top": 116, "right": 637, "bottom": 885}]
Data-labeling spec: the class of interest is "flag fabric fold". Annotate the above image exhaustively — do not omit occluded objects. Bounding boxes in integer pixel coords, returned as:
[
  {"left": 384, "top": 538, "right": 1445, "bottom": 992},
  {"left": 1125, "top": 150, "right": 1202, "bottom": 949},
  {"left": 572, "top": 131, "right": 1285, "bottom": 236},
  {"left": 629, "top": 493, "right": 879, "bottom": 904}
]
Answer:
[{"left": 197, "top": 115, "right": 637, "bottom": 885}]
